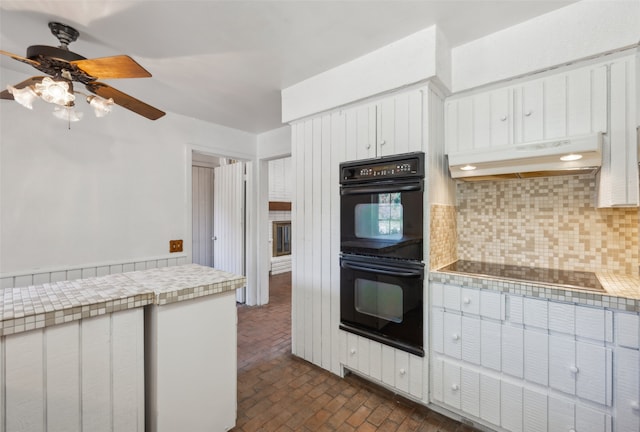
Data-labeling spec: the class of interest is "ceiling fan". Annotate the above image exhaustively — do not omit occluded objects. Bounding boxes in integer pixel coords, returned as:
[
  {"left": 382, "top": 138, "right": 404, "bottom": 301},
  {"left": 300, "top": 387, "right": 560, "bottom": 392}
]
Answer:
[{"left": 0, "top": 22, "right": 165, "bottom": 121}]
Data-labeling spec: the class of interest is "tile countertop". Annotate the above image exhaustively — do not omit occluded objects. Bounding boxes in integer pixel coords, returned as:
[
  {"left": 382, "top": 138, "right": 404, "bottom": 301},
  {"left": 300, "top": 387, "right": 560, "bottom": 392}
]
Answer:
[
  {"left": 430, "top": 268, "right": 640, "bottom": 312},
  {"left": 0, "top": 264, "right": 246, "bottom": 337}
]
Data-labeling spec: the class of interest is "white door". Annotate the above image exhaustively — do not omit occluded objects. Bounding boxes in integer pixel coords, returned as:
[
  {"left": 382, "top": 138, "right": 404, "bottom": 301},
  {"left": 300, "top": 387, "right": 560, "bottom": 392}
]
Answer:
[
  {"left": 192, "top": 166, "right": 214, "bottom": 267},
  {"left": 214, "top": 162, "right": 246, "bottom": 303}
]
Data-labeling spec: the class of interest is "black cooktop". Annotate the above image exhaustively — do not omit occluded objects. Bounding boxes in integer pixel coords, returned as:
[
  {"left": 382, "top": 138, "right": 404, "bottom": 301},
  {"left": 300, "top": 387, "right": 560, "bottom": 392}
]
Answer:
[{"left": 439, "top": 260, "right": 604, "bottom": 292}]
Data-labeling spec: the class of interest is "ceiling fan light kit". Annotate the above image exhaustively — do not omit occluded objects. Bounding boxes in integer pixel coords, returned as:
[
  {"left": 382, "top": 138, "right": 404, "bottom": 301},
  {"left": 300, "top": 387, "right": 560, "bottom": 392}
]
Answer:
[{"left": 1, "top": 21, "right": 165, "bottom": 123}]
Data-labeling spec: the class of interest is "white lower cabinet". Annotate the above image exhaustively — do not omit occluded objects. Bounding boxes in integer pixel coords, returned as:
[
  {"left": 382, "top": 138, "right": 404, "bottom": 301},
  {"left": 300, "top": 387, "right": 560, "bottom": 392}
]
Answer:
[
  {"left": 341, "top": 331, "right": 426, "bottom": 402},
  {"left": 430, "top": 284, "right": 621, "bottom": 432}
]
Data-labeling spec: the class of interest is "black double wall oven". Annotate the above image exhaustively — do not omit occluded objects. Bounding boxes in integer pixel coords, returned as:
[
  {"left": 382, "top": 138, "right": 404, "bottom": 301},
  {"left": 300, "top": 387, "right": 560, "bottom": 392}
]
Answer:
[{"left": 339, "top": 152, "right": 425, "bottom": 357}]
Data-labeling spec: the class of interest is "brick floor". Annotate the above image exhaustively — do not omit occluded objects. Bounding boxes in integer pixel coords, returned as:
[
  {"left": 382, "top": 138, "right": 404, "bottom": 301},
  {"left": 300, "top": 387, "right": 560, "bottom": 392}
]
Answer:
[{"left": 232, "top": 272, "right": 478, "bottom": 432}]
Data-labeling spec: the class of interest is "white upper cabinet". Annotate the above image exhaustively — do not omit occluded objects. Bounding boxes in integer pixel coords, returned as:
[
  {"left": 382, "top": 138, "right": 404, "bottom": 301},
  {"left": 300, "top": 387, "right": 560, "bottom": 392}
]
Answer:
[
  {"left": 596, "top": 54, "right": 639, "bottom": 207},
  {"left": 445, "top": 61, "right": 608, "bottom": 155},
  {"left": 345, "top": 90, "right": 423, "bottom": 159}
]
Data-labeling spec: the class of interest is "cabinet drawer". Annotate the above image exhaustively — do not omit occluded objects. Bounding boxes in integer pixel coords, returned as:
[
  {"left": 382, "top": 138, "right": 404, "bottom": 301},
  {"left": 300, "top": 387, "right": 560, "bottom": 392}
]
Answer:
[{"left": 616, "top": 312, "right": 640, "bottom": 349}]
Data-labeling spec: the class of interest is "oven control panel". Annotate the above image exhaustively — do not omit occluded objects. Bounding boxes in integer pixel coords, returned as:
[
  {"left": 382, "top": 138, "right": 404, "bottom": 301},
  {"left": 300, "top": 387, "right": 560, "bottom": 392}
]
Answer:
[{"left": 340, "top": 152, "right": 424, "bottom": 183}]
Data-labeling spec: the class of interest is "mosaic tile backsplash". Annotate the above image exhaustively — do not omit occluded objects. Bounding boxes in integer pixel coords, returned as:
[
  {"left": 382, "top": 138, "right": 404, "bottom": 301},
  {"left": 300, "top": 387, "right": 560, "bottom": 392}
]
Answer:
[
  {"left": 456, "top": 174, "right": 639, "bottom": 275},
  {"left": 430, "top": 205, "right": 457, "bottom": 270}
]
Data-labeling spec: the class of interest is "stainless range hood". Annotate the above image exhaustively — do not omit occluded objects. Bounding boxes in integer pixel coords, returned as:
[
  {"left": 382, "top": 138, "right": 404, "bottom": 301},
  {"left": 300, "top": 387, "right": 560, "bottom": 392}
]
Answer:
[{"left": 447, "top": 133, "right": 603, "bottom": 181}]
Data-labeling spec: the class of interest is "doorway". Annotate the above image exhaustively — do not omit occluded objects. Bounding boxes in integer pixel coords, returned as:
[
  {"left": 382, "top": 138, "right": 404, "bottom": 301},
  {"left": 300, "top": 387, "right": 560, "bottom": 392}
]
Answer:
[
  {"left": 267, "top": 156, "right": 293, "bottom": 297},
  {"left": 191, "top": 151, "right": 246, "bottom": 303}
]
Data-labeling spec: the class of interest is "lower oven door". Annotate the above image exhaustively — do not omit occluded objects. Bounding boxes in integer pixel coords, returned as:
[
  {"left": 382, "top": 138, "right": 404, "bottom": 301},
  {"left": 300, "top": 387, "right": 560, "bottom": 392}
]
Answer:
[{"left": 340, "top": 254, "right": 424, "bottom": 357}]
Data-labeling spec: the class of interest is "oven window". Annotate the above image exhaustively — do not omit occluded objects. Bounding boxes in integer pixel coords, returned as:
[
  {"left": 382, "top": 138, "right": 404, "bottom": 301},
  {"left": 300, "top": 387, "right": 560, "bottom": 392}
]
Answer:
[
  {"left": 354, "top": 278, "right": 403, "bottom": 323},
  {"left": 354, "top": 192, "right": 403, "bottom": 240}
]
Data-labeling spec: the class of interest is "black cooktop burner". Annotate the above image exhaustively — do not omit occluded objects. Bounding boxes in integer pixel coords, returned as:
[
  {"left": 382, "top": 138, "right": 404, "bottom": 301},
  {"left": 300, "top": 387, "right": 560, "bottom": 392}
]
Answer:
[{"left": 439, "top": 260, "right": 604, "bottom": 292}]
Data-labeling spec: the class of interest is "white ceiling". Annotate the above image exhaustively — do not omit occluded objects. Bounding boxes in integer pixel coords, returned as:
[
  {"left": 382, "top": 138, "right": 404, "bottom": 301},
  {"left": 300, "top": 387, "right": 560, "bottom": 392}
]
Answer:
[{"left": 0, "top": 1, "right": 578, "bottom": 134}]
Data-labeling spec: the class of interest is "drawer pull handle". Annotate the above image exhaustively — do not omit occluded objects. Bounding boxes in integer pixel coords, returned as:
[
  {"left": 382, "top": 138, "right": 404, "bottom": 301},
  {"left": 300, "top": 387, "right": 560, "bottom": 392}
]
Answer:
[
  {"left": 525, "top": 110, "right": 533, "bottom": 117},
  {"left": 500, "top": 116, "right": 507, "bottom": 121},
  {"left": 463, "top": 297, "right": 471, "bottom": 305},
  {"left": 350, "top": 348, "right": 356, "bottom": 355},
  {"left": 569, "top": 365, "right": 579, "bottom": 374},
  {"left": 399, "top": 368, "right": 406, "bottom": 375},
  {"left": 631, "top": 401, "right": 640, "bottom": 410},
  {"left": 451, "top": 384, "right": 459, "bottom": 391},
  {"left": 379, "top": 140, "right": 386, "bottom": 146},
  {"left": 452, "top": 334, "right": 460, "bottom": 341},
  {"left": 366, "top": 144, "right": 371, "bottom": 150}
]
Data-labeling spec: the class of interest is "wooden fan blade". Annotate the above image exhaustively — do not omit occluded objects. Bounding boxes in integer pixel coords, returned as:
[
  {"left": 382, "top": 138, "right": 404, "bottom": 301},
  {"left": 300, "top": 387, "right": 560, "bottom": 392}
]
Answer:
[
  {"left": 0, "top": 50, "right": 40, "bottom": 68},
  {"left": 72, "top": 55, "right": 152, "bottom": 79},
  {"left": 85, "top": 82, "right": 165, "bottom": 120},
  {"left": 0, "top": 76, "right": 46, "bottom": 100}
]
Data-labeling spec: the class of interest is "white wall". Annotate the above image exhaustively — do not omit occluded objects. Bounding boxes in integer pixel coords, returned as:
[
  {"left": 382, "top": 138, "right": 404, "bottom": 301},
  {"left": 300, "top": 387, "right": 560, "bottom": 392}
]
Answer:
[
  {"left": 257, "top": 125, "right": 291, "bottom": 160},
  {"left": 282, "top": 26, "right": 443, "bottom": 123},
  {"left": 0, "top": 67, "right": 256, "bottom": 277},
  {"left": 452, "top": 0, "right": 640, "bottom": 91}
]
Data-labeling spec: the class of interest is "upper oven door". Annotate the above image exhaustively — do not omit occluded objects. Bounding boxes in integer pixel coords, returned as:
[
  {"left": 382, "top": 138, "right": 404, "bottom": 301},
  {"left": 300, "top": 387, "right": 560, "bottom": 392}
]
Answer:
[{"left": 340, "top": 179, "right": 423, "bottom": 260}]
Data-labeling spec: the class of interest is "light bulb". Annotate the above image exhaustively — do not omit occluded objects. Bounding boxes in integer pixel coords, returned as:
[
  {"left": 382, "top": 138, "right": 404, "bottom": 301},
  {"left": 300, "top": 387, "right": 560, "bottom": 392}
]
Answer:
[
  {"left": 53, "top": 106, "right": 83, "bottom": 122},
  {"left": 7, "top": 85, "right": 38, "bottom": 109},
  {"left": 460, "top": 165, "right": 477, "bottom": 171},
  {"left": 36, "top": 77, "right": 75, "bottom": 105},
  {"left": 88, "top": 95, "right": 115, "bottom": 117},
  {"left": 560, "top": 154, "right": 583, "bottom": 161}
]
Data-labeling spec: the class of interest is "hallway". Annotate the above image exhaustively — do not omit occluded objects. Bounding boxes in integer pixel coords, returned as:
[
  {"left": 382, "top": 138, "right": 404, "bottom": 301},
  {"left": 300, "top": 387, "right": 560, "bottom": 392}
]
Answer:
[{"left": 232, "top": 272, "right": 476, "bottom": 432}]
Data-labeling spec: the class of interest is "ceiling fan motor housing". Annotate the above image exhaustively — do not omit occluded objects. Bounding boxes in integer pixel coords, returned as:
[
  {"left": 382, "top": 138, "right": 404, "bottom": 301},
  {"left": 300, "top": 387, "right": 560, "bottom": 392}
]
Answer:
[{"left": 48, "top": 22, "right": 79, "bottom": 48}]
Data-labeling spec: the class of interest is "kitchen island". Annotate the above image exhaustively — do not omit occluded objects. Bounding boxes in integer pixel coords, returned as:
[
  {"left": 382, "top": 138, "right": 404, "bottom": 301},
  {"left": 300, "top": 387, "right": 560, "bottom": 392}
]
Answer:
[
  {"left": 0, "top": 264, "right": 245, "bottom": 432},
  {"left": 429, "top": 263, "right": 640, "bottom": 432}
]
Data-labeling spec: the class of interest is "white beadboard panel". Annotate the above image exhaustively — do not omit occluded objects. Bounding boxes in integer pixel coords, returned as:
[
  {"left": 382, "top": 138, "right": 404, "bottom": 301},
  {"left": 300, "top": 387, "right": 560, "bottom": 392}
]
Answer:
[
  {"left": 330, "top": 111, "right": 346, "bottom": 375},
  {"left": 460, "top": 288, "right": 480, "bottom": 316},
  {"left": 320, "top": 114, "right": 332, "bottom": 371},
  {"left": 443, "top": 311, "right": 462, "bottom": 359},
  {"left": 432, "top": 307, "right": 444, "bottom": 354},
  {"left": 82, "top": 314, "right": 113, "bottom": 432},
  {"left": 479, "top": 290, "right": 503, "bottom": 320},
  {"left": 431, "top": 357, "right": 444, "bottom": 404},
  {"left": 303, "top": 118, "right": 313, "bottom": 361},
  {"left": 311, "top": 116, "right": 323, "bottom": 366},
  {"left": 5, "top": 329, "right": 45, "bottom": 432},
  {"left": 443, "top": 361, "right": 461, "bottom": 409},
  {"left": 357, "top": 336, "right": 371, "bottom": 376},
  {"left": 509, "top": 295, "right": 524, "bottom": 325},
  {"left": 1, "top": 255, "right": 189, "bottom": 289},
  {"left": 548, "top": 395, "right": 574, "bottom": 432},
  {"left": 112, "top": 309, "right": 145, "bottom": 432},
  {"left": 381, "top": 345, "right": 396, "bottom": 388},
  {"left": 443, "top": 285, "right": 461, "bottom": 310},
  {"left": 575, "top": 404, "right": 612, "bottom": 432},
  {"left": 46, "top": 321, "right": 81, "bottom": 432}
]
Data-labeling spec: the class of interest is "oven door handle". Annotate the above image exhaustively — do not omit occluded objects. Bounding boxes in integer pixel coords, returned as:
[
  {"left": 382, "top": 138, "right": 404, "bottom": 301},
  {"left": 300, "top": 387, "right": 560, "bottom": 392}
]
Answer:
[
  {"left": 341, "top": 183, "right": 422, "bottom": 195},
  {"left": 341, "top": 261, "right": 423, "bottom": 278}
]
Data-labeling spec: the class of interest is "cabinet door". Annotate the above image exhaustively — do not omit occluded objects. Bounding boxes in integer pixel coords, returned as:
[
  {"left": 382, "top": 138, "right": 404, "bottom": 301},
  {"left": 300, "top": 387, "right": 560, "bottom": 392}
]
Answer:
[
  {"left": 460, "top": 288, "right": 480, "bottom": 315},
  {"left": 378, "top": 91, "right": 423, "bottom": 156},
  {"left": 576, "top": 342, "right": 612, "bottom": 406},
  {"left": 461, "top": 367, "right": 480, "bottom": 418},
  {"left": 461, "top": 316, "right": 481, "bottom": 365},
  {"left": 443, "top": 312, "right": 462, "bottom": 359},
  {"left": 501, "top": 381, "right": 523, "bottom": 432},
  {"left": 524, "top": 330, "right": 548, "bottom": 386},
  {"left": 480, "top": 374, "right": 501, "bottom": 426},
  {"left": 443, "top": 361, "right": 461, "bottom": 409},
  {"left": 516, "top": 80, "right": 544, "bottom": 144},
  {"left": 346, "top": 104, "right": 376, "bottom": 159},
  {"left": 575, "top": 404, "right": 611, "bottom": 432},
  {"left": 523, "top": 388, "right": 547, "bottom": 432},
  {"left": 614, "top": 347, "right": 639, "bottom": 432},
  {"left": 566, "top": 64, "right": 607, "bottom": 135},
  {"left": 548, "top": 396, "right": 574, "bottom": 432},
  {"left": 489, "top": 88, "right": 511, "bottom": 147},
  {"left": 481, "top": 320, "right": 501, "bottom": 371},
  {"left": 394, "top": 350, "right": 409, "bottom": 394},
  {"left": 549, "top": 335, "right": 576, "bottom": 396},
  {"left": 445, "top": 97, "right": 474, "bottom": 153},
  {"left": 502, "top": 325, "right": 524, "bottom": 378}
]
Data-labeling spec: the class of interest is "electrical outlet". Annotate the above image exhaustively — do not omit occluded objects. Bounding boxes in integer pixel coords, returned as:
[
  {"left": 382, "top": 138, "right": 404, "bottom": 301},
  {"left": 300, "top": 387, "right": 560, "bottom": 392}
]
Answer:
[{"left": 169, "top": 239, "right": 183, "bottom": 253}]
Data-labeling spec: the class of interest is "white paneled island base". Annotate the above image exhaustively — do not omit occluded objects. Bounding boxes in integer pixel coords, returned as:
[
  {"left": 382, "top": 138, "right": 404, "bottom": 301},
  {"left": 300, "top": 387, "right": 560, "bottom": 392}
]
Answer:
[
  {"left": 145, "top": 291, "right": 237, "bottom": 432},
  {"left": 0, "top": 264, "right": 245, "bottom": 432}
]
